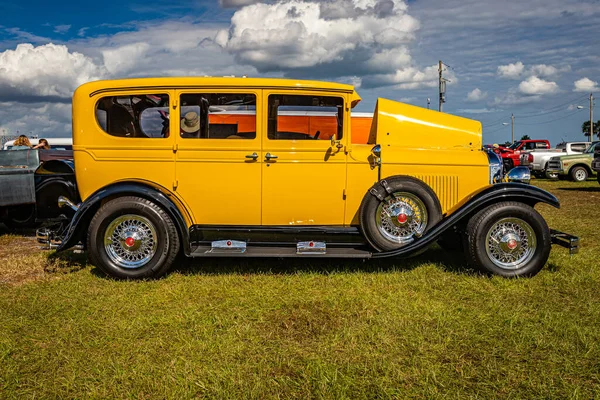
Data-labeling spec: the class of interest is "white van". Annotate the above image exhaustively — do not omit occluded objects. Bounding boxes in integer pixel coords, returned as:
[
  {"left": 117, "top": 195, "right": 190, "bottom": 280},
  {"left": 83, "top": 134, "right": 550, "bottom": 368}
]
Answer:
[{"left": 2, "top": 138, "right": 73, "bottom": 150}]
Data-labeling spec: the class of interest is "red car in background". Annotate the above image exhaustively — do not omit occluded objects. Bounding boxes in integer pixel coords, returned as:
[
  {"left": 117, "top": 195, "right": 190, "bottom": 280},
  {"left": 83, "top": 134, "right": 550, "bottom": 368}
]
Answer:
[{"left": 494, "top": 139, "right": 551, "bottom": 170}]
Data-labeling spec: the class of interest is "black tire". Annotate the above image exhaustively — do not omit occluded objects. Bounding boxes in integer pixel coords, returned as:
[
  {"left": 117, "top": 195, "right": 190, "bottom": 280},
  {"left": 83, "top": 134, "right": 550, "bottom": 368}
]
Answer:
[
  {"left": 597, "top": 174, "right": 600, "bottom": 185},
  {"left": 570, "top": 166, "right": 588, "bottom": 182},
  {"left": 359, "top": 176, "right": 442, "bottom": 252},
  {"left": 465, "top": 201, "right": 551, "bottom": 278},
  {"left": 87, "top": 196, "right": 180, "bottom": 279},
  {"left": 3, "top": 204, "right": 37, "bottom": 229}
]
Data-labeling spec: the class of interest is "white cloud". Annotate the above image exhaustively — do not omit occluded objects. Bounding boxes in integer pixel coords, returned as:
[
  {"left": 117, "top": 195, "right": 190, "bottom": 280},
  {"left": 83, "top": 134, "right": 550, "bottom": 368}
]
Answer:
[
  {"left": 219, "top": 0, "right": 262, "bottom": 8},
  {"left": 53, "top": 25, "right": 71, "bottom": 34},
  {"left": 497, "top": 62, "right": 525, "bottom": 79},
  {"left": 518, "top": 76, "right": 559, "bottom": 95},
  {"left": 573, "top": 77, "right": 598, "bottom": 92},
  {"left": 360, "top": 64, "right": 456, "bottom": 89},
  {"left": 466, "top": 88, "right": 487, "bottom": 102},
  {"left": 102, "top": 43, "right": 151, "bottom": 75},
  {"left": 217, "top": 0, "right": 435, "bottom": 87},
  {"left": 0, "top": 43, "right": 105, "bottom": 101}
]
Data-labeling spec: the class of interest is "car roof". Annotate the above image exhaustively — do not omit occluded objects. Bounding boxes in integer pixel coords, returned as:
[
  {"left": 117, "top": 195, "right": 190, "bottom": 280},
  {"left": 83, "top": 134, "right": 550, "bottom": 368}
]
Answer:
[{"left": 75, "top": 77, "right": 362, "bottom": 106}]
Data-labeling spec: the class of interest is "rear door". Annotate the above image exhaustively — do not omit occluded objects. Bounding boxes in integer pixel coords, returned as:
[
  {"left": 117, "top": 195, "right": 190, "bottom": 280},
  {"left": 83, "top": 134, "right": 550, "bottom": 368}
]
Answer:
[{"left": 174, "top": 89, "right": 262, "bottom": 225}]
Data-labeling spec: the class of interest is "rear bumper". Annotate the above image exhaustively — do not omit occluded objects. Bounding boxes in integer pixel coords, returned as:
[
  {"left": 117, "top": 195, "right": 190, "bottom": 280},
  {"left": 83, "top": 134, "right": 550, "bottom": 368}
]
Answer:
[{"left": 550, "top": 229, "right": 579, "bottom": 255}]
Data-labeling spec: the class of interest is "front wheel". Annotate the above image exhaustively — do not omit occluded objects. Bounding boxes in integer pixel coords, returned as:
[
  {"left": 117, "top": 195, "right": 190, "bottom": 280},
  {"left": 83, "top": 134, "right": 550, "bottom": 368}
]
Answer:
[
  {"left": 87, "top": 196, "right": 180, "bottom": 279},
  {"left": 570, "top": 166, "right": 588, "bottom": 182},
  {"left": 465, "top": 202, "right": 551, "bottom": 277}
]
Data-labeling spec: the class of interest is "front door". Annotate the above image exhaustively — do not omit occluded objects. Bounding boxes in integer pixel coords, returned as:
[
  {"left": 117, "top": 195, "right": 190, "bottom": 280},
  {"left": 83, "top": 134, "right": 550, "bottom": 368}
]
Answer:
[
  {"left": 261, "top": 92, "right": 348, "bottom": 226},
  {"left": 174, "top": 90, "right": 262, "bottom": 225}
]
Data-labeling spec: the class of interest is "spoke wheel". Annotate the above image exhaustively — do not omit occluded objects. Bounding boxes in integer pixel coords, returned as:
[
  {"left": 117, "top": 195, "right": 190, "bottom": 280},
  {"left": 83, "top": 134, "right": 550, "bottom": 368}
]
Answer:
[
  {"left": 104, "top": 215, "right": 159, "bottom": 269},
  {"left": 376, "top": 192, "right": 428, "bottom": 245},
  {"left": 485, "top": 217, "right": 536, "bottom": 270}
]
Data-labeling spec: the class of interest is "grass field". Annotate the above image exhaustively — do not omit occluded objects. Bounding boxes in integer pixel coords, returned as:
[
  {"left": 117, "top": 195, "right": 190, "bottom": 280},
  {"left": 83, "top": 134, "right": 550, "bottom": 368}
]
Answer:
[{"left": 1, "top": 179, "right": 599, "bottom": 399}]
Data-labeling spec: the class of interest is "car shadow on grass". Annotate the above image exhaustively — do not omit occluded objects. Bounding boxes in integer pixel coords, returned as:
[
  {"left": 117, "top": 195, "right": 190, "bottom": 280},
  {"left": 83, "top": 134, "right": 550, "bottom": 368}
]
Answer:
[
  {"left": 169, "top": 246, "right": 477, "bottom": 277},
  {"left": 557, "top": 187, "right": 600, "bottom": 192}
]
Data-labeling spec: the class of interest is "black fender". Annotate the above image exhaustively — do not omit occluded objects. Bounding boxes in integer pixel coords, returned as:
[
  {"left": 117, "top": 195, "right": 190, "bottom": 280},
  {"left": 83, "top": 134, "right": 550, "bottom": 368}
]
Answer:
[
  {"left": 372, "top": 182, "right": 559, "bottom": 258},
  {"left": 56, "top": 182, "right": 191, "bottom": 255}
]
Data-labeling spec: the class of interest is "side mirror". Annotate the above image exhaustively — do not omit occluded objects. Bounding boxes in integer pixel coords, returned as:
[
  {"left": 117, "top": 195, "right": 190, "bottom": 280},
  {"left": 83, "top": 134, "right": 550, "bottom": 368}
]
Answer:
[{"left": 371, "top": 144, "right": 381, "bottom": 158}]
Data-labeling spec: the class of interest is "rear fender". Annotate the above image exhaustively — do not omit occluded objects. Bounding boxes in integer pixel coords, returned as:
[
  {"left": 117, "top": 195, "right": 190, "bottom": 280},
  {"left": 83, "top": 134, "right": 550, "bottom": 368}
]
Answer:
[
  {"left": 56, "top": 182, "right": 191, "bottom": 255},
  {"left": 372, "top": 183, "right": 559, "bottom": 258}
]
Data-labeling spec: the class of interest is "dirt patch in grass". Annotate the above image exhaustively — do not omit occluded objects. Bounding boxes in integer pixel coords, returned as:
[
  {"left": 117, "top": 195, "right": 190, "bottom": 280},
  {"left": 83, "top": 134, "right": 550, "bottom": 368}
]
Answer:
[{"left": 0, "top": 234, "right": 87, "bottom": 287}]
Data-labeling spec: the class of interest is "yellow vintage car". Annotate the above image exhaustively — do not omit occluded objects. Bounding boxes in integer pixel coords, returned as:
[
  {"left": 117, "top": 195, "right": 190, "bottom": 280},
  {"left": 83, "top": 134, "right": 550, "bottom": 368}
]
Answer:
[{"left": 38, "top": 77, "right": 578, "bottom": 279}]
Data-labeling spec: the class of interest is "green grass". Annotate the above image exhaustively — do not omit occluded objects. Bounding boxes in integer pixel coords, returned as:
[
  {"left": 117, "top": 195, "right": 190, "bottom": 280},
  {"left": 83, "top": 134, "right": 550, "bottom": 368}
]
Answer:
[{"left": 1, "top": 180, "right": 599, "bottom": 399}]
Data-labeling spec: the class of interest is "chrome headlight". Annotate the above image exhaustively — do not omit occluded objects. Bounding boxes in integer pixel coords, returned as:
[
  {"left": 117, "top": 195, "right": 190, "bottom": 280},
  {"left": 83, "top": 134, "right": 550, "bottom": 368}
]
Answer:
[
  {"left": 486, "top": 149, "right": 503, "bottom": 184},
  {"left": 505, "top": 166, "right": 531, "bottom": 184}
]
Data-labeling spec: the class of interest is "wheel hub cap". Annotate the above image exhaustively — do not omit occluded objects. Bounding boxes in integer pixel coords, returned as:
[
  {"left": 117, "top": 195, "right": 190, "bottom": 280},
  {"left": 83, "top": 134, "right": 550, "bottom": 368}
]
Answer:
[
  {"left": 376, "top": 192, "right": 428, "bottom": 245},
  {"left": 104, "top": 215, "right": 158, "bottom": 269},
  {"left": 485, "top": 217, "right": 536, "bottom": 270}
]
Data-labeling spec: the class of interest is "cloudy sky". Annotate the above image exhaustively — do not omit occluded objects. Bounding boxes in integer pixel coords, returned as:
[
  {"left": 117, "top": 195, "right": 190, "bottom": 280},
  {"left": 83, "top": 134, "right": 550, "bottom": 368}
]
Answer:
[{"left": 0, "top": 0, "right": 599, "bottom": 145}]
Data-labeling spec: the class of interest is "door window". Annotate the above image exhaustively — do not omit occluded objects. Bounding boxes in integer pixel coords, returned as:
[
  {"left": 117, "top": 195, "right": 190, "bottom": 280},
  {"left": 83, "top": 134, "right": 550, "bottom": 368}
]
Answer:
[
  {"left": 267, "top": 95, "right": 343, "bottom": 141},
  {"left": 96, "top": 94, "right": 170, "bottom": 138},
  {"left": 179, "top": 93, "right": 256, "bottom": 139}
]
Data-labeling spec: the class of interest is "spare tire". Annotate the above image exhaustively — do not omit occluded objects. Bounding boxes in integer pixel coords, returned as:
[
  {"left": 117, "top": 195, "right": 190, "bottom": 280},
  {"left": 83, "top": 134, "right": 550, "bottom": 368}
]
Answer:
[{"left": 359, "top": 176, "right": 443, "bottom": 252}]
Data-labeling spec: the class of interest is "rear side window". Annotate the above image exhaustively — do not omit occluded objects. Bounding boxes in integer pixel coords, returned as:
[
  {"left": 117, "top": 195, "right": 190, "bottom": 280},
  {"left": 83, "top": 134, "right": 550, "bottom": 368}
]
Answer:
[
  {"left": 179, "top": 93, "right": 256, "bottom": 139},
  {"left": 571, "top": 144, "right": 586, "bottom": 152},
  {"left": 96, "top": 94, "right": 170, "bottom": 138}
]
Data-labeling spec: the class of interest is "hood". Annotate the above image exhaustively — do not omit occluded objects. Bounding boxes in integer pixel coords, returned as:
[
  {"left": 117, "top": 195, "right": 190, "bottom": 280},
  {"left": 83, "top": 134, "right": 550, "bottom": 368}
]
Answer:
[
  {"left": 553, "top": 153, "right": 592, "bottom": 161},
  {"left": 369, "top": 98, "right": 482, "bottom": 150}
]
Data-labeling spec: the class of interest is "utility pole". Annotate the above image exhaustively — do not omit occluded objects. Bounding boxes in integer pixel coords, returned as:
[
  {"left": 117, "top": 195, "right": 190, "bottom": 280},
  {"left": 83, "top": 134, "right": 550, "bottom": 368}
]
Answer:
[
  {"left": 438, "top": 60, "right": 445, "bottom": 112},
  {"left": 511, "top": 113, "right": 515, "bottom": 143},
  {"left": 590, "top": 93, "right": 594, "bottom": 138}
]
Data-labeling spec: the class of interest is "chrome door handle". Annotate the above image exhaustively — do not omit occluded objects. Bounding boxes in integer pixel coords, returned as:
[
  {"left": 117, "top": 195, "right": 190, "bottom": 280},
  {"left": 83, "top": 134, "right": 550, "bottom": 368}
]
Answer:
[
  {"left": 245, "top": 152, "right": 258, "bottom": 160},
  {"left": 265, "top": 153, "right": 278, "bottom": 161}
]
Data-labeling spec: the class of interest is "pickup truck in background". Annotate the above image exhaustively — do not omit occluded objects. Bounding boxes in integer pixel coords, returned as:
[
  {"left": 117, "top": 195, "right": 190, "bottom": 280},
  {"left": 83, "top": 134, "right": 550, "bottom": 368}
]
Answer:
[
  {"left": 496, "top": 139, "right": 550, "bottom": 171},
  {"left": 546, "top": 142, "right": 599, "bottom": 182},
  {"left": 592, "top": 144, "right": 600, "bottom": 184},
  {"left": 520, "top": 141, "right": 590, "bottom": 179}
]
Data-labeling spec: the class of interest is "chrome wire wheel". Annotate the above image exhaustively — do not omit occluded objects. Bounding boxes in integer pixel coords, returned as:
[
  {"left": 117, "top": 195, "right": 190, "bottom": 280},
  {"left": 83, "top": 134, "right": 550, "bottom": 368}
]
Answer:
[
  {"left": 485, "top": 217, "right": 536, "bottom": 270},
  {"left": 103, "top": 214, "right": 159, "bottom": 269},
  {"left": 375, "top": 192, "right": 428, "bottom": 245}
]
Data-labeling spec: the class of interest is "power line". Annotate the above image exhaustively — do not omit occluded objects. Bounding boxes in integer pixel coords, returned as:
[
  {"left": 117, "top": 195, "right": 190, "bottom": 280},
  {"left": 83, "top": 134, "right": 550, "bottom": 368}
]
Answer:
[
  {"left": 514, "top": 94, "right": 589, "bottom": 119},
  {"left": 518, "top": 109, "right": 583, "bottom": 125}
]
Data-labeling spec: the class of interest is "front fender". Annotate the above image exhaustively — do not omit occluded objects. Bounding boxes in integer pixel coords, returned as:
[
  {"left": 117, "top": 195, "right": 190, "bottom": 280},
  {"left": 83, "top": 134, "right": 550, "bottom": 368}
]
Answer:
[
  {"left": 372, "top": 183, "right": 559, "bottom": 258},
  {"left": 56, "top": 182, "right": 191, "bottom": 255}
]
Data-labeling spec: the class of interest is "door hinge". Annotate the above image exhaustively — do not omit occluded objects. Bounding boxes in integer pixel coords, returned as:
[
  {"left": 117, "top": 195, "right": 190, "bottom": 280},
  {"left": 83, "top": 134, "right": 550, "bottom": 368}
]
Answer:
[
  {"left": 173, "top": 180, "right": 178, "bottom": 190},
  {"left": 172, "top": 99, "right": 178, "bottom": 110},
  {"left": 172, "top": 143, "right": 178, "bottom": 153},
  {"left": 343, "top": 188, "right": 347, "bottom": 200}
]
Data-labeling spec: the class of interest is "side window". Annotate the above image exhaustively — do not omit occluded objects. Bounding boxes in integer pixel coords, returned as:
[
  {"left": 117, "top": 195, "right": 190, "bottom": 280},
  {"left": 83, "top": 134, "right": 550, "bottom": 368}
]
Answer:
[
  {"left": 96, "top": 94, "right": 170, "bottom": 138},
  {"left": 268, "top": 95, "right": 343, "bottom": 140},
  {"left": 179, "top": 93, "right": 256, "bottom": 139},
  {"left": 571, "top": 144, "right": 585, "bottom": 152}
]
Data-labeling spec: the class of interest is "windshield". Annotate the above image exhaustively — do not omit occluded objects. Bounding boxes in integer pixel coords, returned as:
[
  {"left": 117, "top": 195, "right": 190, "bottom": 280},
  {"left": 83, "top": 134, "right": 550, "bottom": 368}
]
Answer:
[
  {"left": 585, "top": 142, "right": 599, "bottom": 153},
  {"left": 508, "top": 141, "right": 522, "bottom": 150}
]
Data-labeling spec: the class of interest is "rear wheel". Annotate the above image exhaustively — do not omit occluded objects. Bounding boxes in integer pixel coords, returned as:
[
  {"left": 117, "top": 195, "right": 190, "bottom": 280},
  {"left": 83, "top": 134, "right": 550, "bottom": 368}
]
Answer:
[
  {"left": 570, "top": 166, "right": 588, "bottom": 182},
  {"left": 465, "top": 202, "right": 551, "bottom": 277},
  {"left": 544, "top": 163, "right": 558, "bottom": 179},
  {"left": 359, "top": 177, "right": 442, "bottom": 252},
  {"left": 87, "top": 196, "right": 180, "bottom": 279}
]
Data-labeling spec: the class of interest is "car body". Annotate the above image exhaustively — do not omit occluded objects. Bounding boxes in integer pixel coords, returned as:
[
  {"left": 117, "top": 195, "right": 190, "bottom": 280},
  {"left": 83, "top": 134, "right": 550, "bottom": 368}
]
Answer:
[
  {"left": 592, "top": 144, "right": 600, "bottom": 184},
  {"left": 520, "top": 141, "right": 590, "bottom": 179},
  {"left": 0, "top": 149, "right": 78, "bottom": 228},
  {"left": 37, "top": 77, "right": 578, "bottom": 279},
  {"left": 546, "top": 142, "right": 599, "bottom": 182},
  {"left": 496, "top": 139, "right": 550, "bottom": 170}
]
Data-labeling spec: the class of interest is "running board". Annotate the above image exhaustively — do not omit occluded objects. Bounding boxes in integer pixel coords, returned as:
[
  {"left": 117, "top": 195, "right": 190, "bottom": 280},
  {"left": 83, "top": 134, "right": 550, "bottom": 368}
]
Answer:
[{"left": 190, "top": 245, "right": 372, "bottom": 258}]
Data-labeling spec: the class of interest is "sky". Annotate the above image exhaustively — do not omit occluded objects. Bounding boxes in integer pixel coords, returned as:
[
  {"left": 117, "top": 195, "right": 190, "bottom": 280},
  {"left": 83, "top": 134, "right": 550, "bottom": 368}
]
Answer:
[{"left": 0, "top": 0, "right": 599, "bottom": 146}]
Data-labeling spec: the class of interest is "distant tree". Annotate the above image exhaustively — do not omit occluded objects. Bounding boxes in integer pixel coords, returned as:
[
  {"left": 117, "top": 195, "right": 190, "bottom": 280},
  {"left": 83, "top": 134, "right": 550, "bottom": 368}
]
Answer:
[
  {"left": 581, "top": 120, "right": 600, "bottom": 138},
  {"left": 520, "top": 134, "right": 531, "bottom": 140},
  {"left": 503, "top": 141, "right": 512, "bottom": 147}
]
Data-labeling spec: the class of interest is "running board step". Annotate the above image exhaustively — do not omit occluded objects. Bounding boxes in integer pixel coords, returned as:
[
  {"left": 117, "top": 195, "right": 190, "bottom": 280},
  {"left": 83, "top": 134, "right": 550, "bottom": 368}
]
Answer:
[{"left": 190, "top": 246, "right": 372, "bottom": 258}]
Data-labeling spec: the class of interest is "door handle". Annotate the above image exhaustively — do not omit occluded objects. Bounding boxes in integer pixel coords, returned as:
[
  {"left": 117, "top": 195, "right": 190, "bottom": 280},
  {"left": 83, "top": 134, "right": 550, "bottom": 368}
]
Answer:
[
  {"left": 245, "top": 152, "right": 258, "bottom": 160},
  {"left": 265, "top": 152, "right": 278, "bottom": 161}
]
